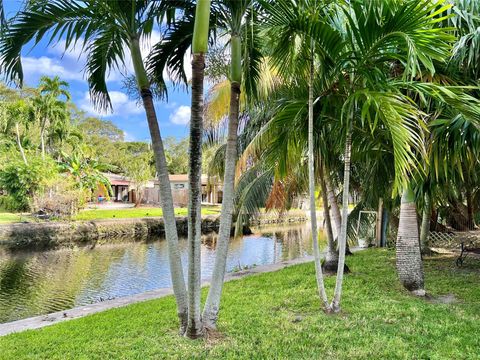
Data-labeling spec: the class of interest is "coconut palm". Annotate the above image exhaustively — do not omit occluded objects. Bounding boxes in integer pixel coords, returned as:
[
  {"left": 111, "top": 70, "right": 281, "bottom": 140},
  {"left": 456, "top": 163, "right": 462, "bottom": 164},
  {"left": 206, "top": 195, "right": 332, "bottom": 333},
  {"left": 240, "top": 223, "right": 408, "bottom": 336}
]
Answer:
[{"left": 0, "top": 0, "right": 188, "bottom": 331}]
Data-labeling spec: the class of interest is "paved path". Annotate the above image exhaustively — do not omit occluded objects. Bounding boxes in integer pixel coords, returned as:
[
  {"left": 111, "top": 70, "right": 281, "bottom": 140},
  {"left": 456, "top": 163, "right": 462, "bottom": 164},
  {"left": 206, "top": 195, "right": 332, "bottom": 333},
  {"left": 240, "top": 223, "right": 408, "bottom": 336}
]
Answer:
[{"left": 0, "top": 248, "right": 363, "bottom": 337}]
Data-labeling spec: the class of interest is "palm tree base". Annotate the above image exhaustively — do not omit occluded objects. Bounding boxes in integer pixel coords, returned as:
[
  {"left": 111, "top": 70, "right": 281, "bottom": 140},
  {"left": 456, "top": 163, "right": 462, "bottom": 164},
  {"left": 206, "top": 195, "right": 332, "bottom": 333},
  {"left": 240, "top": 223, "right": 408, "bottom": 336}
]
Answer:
[
  {"left": 185, "top": 327, "right": 204, "bottom": 339},
  {"left": 322, "top": 259, "right": 350, "bottom": 275},
  {"left": 411, "top": 289, "right": 426, "bottom": 297}
]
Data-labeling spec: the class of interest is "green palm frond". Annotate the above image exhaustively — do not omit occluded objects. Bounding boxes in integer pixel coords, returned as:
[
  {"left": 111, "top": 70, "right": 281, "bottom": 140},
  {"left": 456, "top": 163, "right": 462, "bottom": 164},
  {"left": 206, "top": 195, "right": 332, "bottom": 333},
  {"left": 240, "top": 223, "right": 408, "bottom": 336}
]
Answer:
[
  {"left": 85, "top": 25, "right": 126, "bottom": 110},
  {"left": 234, "top": 164, "right": 274, "bottom": 236},
  {"left": 345, "top": 89, "right": 425, "bottom": 192}
]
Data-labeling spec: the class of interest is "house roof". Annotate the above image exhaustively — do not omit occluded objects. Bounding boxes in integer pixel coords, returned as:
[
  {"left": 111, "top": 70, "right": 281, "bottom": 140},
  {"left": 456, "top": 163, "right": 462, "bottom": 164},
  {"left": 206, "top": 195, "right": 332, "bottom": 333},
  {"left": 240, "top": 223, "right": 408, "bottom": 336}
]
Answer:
[
  {"left": 104, "top": 173, "right": 218, "bottom": 186},
  {"left": 169, "top": 174, "right": 189, "bottom": 182},
  {"left": 104, "top": 173, "right": 131, "bottom": 186},
  {"left": 169, "top": 175, "right": 214, "bottom": 185}
]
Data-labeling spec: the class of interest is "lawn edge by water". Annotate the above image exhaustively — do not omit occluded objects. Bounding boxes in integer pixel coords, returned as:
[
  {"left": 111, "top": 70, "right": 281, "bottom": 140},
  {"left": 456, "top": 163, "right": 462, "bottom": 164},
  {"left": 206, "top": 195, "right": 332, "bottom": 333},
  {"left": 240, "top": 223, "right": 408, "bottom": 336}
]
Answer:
[
  {"left": 0, "top": 249, "right": 478, "bottom": 359},
  {"left": 0, "top": 255, "right": 316, "bottom": 337}
]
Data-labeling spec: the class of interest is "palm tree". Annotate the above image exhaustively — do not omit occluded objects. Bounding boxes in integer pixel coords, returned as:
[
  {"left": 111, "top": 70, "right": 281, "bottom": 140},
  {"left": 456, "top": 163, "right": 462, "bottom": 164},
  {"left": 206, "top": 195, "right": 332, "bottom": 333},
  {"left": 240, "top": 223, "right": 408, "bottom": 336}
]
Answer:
[
  {"left": 319, "top": 161, "right": 339, "bottom": 273},
  {"left": 256, "top": 0, "right": 456, "bottom": 310},
  {"left": 396, "top": 184, "right": 425, "bottom": 295},
  {"left": 185, "top": 0, "right": 211, "bottom": 339},
  {"left": 0, "top": 0, "right": 188, "bottom": 331},
  {"left": 1, "top": 100, "right": 33, "bottom": 165},
  {"left": 202, "top": 0, "right": 262, "bottom": 330},
  {"left": 260, "top": 0, "right": 343, "bottom": 310},
  {"left": 32, "top": 93, "right": 69, "bottom": 160},
  {"left": 149, "top": 0, "right": 265, "bottom": 329}
]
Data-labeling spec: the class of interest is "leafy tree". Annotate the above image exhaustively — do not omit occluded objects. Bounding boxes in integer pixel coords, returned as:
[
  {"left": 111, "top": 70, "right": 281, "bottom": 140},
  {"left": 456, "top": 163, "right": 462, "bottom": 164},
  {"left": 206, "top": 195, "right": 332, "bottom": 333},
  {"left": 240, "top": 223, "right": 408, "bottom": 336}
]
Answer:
[
  {"left": 122, "top": 151, "right": 153, "bottom": 207},
  {"left": 59, "top": 152, "right": 112, "bottom": 196},
  {"left": 0, "top": 155, "right": 57, "bottom": 210},
  {"left": 164, "top": 137, "right": 189, "bottom": 174}
]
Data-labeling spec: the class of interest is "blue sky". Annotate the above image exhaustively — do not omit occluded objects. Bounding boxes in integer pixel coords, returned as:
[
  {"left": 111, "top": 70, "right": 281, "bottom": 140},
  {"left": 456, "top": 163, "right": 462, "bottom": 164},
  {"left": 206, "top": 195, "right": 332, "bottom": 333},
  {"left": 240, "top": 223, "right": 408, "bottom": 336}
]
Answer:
[{"left": 2, "top": 0, "right": 192, "bottom": 142}]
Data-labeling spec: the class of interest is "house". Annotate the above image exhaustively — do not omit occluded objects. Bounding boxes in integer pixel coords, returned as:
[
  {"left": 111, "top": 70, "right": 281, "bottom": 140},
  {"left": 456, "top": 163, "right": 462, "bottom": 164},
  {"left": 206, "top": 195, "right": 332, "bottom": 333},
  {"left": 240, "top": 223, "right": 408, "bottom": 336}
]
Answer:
[{"left": 97, "top": 173, "right": 222, "bottom": 207}]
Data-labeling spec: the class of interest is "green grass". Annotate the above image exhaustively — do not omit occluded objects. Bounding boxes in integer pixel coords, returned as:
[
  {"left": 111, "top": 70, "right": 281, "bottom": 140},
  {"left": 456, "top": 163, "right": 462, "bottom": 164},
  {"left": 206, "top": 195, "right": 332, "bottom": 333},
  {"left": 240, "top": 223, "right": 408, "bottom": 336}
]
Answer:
[
  {"left": 0, "top": 206, "right": 221, "bottom": 224},
  {"left": 0, "top": 250, "right": 478, "bottom": 359},
  {"left": 0, "top": 212, "right": 26, "bottom": 224},
  {"left": 73, "top": 206, "right": 221, "bottom": 221}
]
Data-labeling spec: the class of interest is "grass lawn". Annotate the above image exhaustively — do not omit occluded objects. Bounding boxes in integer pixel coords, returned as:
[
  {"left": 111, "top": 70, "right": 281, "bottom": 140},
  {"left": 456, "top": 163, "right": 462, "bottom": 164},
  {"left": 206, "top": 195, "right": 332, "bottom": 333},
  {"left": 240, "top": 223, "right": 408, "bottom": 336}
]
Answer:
[
  {"left": 72, "top": 206, "right": 221, "bottom": 221},
  {"left": 0, "top": 250, "right": 478, "bottom": 359},
  {"left": 0, "top": 207, "right": 222, "bottom": 224},
  {"left": 0, "top": 212, "right": 26, "bottom": 224}
]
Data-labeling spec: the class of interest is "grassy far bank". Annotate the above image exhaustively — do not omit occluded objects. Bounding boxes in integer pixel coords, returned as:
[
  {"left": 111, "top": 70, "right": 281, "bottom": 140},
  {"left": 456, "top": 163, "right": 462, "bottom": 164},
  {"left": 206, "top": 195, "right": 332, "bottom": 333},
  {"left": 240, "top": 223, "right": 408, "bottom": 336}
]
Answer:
[
  {"left": 0, "top": 206, "right": 222, "bottom": 224},
  {"left": 0, "top": 212, "right": 26, "bottom": 224},
  {"left": 0, "top": 250, "right": 478, "bottom": 359},
  {"left": 73, "top": 206, "right": 221, "bottom": 221}
]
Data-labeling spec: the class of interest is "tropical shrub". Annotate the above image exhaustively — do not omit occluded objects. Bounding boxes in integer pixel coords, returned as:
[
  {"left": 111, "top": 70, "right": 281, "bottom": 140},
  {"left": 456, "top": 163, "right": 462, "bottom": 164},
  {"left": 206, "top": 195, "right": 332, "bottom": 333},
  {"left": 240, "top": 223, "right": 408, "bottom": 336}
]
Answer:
[{"left": 0, "top": 155, "right": 57, "bottom": 210}]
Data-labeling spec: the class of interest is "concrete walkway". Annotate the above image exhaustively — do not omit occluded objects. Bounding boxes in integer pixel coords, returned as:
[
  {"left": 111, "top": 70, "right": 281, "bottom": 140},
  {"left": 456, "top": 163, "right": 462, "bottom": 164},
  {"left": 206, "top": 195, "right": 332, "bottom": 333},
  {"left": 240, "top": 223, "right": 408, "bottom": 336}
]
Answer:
[{"left": 0, "top": 248, "right": 363, "bottom": 337}]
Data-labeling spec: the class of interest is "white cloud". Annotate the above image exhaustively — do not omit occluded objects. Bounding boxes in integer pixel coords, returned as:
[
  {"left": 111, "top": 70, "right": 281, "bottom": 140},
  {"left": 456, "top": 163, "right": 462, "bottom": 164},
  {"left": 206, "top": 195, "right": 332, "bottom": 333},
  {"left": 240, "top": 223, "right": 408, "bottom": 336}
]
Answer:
[
  {"left": 48, "top": 40, "right": 88, "bottom": 63},
  {"left": 169, "top": 105, "right": 191, "bottom": 125},
  {"left": 79, "top": 90, "right": 143, "bottom": 117},
  {"left": 28, "top": 29, "right": 191, "bottom": 87},
  {"left": 22, "top": 56, "right": 84, "bottom": 82},
  {"left": 165, "top": 101, "right": 178, "bottom": 109},
  {"left": 123, "top": 131, "right": 137, "bottom": 142}
]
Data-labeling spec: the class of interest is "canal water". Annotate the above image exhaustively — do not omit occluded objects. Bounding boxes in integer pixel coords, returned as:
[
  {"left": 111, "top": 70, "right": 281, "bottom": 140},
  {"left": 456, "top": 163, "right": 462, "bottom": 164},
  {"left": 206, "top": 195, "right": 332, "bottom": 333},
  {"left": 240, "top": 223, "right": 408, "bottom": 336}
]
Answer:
[{"left": 0, "top": 224, "right": 320, "bottom": 323}]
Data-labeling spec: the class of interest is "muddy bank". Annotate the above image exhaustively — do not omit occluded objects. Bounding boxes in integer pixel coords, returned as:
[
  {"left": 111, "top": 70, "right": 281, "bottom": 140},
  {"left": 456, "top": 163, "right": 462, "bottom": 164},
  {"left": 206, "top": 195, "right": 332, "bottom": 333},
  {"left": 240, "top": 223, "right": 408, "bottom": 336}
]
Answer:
[
  {"left": 0, "top": 216, "right": 219, "bottom": 250},
  {"left": 0, "top": 213, "right": 308, "bottom": 250}
]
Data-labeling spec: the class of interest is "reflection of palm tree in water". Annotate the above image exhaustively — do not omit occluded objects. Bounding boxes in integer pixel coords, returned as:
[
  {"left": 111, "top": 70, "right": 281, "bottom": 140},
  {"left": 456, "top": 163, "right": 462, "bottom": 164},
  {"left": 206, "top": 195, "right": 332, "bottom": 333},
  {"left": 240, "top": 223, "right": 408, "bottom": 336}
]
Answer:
[
  {"left": 0, "top": 247, "right": 125, "bottom": 322},
  {"left": 271, "top": 225, "right": 313, "bottom": 261}
]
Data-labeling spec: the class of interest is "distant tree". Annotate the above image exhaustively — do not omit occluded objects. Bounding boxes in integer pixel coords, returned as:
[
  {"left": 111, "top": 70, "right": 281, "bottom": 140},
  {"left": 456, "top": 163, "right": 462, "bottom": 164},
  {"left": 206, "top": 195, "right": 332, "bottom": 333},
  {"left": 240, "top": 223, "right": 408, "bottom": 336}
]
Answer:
[
  {"left": 164, "top": 137, "right": 189, "bottom": 174},
  {"left": 77, "top": 117, "right": 124, "bottom": 143},
  {"left": 0, "top": 155, "right": 58, "bottom": 210},
  {"left": 123, "top": 151, "right": 153, "bottom": 207}
]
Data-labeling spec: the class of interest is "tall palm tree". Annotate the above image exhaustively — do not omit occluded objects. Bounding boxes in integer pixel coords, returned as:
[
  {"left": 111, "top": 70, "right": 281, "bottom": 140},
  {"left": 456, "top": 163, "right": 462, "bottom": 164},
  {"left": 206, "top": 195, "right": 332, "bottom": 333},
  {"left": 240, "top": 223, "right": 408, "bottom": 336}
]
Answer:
[
  {"left": 1, "top": 99, "right": 33, "bottom": 165},
  {"left": 0, "top": 0, "right": 188, "bottom": 331},
  {"left": 256, "top": 0, "right": 455, "bottom": 310},
  {"left": 202, "top": 0, "right": 260, "bottom": 329},
  {"left": 33, "top": 94, "right": 69, "bottom": 160},
  {"left": 36, "top": 76, "right": 71, "bottom": 159},
  {"left": 260, "top": 0, "right": 343, "bottom": 310},
  {"left": 185, "top": 0, "right": 211, "bottom": 339},
  {"left": 149, "top": 0, "right": 264, "bottom": 329}
]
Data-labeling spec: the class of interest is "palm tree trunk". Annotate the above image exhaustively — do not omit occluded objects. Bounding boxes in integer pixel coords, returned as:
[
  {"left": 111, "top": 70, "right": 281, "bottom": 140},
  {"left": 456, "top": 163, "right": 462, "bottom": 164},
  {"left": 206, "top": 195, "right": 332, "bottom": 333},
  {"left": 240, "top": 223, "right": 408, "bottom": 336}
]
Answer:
[
  {"left": 15, "top": 123, "right": 27, "bottom": 165},
  {"left": 376, "top": 198, "right": 383, "bottom": 246},
  {"left": 466, "top": 185, "right": 475, "bottom": 230},
  {"left": 396, "top": 184, "right": 425, "bottom": 295},
  {"left": 186, "top": 52, "right": 205, "bottom": 339},
  {"left": 202, "top": 34, "right": 241, "bottom": 330},
  {"left": 185, "top": 0, "right": 211, "bottom": 338},
  {"left": 40, "top": 122, "right": 46, "bottom": 160},
  {"left": 331, "top": 124, "right": 352, "bottom": 312},
  {"left": 320, "top": 162, "right": 338, "bottom": 274},
  {"left": 129, "top": 37, "right": 188, "bottom": 333},
  {"left": 325, "top": 172, "right": 341, "bottom": 240},
  {"left": 325, "top": 172, "right": 352, "bottom": 255},
  {"left": 307, "top": 43, "right": 330, "bottom": 310},
  {"left": 419, "top": 193, "right": 431, "bottom": 253}
]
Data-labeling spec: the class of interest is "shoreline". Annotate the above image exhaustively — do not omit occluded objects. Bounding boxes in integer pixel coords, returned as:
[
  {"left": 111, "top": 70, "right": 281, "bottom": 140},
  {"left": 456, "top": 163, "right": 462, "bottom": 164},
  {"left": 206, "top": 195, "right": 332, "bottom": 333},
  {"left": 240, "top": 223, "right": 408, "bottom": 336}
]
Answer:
[
  {"left": 0, "top": 213, "right": 308, "bottom": 250},
  {"left": 0, "top": 255, "right": 317, "bottom": 337}
]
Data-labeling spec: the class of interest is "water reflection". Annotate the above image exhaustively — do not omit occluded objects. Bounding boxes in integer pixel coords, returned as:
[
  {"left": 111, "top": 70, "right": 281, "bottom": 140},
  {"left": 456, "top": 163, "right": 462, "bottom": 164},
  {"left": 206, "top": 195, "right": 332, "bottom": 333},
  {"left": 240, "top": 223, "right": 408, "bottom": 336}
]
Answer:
[{"left": 0, "top": 224, "right": 318, "bottom": 323}]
